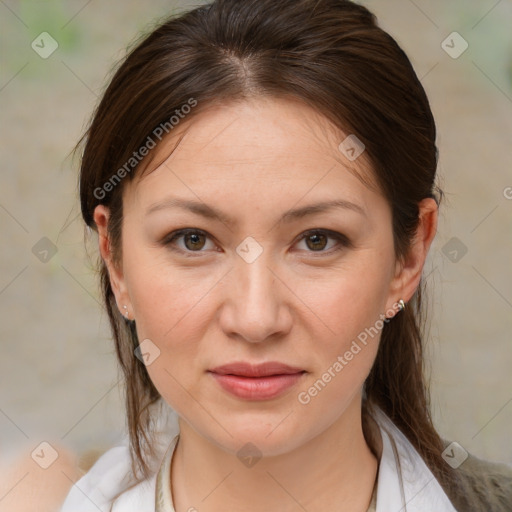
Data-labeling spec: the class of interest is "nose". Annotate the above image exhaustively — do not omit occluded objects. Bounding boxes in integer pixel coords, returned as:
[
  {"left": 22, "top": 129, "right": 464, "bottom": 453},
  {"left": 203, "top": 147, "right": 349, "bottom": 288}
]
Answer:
[{"left": 219, "top": 251, "right": 293, "bottom": 344}]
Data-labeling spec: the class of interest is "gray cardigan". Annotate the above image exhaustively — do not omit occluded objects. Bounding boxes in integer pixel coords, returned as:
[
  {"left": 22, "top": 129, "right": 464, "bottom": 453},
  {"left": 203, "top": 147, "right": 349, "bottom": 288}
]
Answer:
[{"left": 441, "top": 441, "right": 512, "bottom": 512}]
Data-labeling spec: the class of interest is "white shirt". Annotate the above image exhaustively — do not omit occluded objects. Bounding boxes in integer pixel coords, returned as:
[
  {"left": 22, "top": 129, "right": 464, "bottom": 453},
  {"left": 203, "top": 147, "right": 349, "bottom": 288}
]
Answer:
[{"left": 59, "top": 404, "right": 457, "bottom": 511}]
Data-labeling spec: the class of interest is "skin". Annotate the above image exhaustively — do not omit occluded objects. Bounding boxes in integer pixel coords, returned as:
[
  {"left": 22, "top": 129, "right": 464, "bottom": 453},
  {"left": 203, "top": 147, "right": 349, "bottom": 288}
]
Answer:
[
  {"left": 95, "top": 97, "right": 437, "bottom": 512},
  {"left": 0, "top": 443, "right": 82, "bottom": 512}
]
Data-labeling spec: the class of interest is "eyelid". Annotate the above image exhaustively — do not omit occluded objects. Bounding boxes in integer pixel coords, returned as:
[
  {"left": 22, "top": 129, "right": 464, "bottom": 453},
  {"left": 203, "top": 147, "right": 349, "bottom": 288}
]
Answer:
[
  {"left": 293, "top": 229, "right": 352, "bottom": 254},
  {"left": 162, "top": 228, "right": 351, "bottom": 256},
  {"left": 162, "top": 228, "right": 217, "bottom": 256}
]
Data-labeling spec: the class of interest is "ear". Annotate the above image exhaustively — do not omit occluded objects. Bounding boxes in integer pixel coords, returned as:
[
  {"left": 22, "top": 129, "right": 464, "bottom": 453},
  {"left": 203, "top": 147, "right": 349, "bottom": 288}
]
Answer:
[
  {"left": 386, "top": 198, "right": 438, "bottom": 310},
  {"left": 93, "top": 205, "right": 132, "bottom": 320}
]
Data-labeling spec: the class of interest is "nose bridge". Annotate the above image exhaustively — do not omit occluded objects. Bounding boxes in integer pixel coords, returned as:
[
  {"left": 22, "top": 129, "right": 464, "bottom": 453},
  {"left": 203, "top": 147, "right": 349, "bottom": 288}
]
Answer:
[
  {"left": 223, "top": 243, "right": 289, "bottom": 343},
  {"left": 240, "top": 249, "right": 275, "bottom": 307}
]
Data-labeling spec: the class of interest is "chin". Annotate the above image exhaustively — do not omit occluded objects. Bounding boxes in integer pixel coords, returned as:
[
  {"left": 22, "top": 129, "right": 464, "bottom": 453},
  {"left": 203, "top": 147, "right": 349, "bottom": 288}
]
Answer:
[{"left": 204, "top": 415, "right": 310, "bottom": 458}]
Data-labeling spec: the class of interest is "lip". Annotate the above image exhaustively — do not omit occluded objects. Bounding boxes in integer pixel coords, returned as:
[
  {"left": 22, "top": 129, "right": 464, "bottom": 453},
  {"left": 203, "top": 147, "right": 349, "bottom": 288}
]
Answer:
[
  {"left": 208, "top": 362, "right": 306, "bottom": 400},
  {"left": 210, "top": 362, "right": 305, "bottom": 377}
]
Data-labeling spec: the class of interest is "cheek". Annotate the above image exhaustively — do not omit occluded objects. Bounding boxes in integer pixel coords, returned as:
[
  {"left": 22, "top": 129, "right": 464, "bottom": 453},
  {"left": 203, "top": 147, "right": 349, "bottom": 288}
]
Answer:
[
  {"left": 293, "top": 275, "right": 386, "bottom": 423},
  {"left": 291, "top": 251, "right": 393, "bottom": 397},
  {"left": 303, "top": 280, "right": 382, "bottom": 380},
  {"left": 297, "top": 254, "right": 393, "bottom": 342},
  {"left": 121, "top": 247, "right": 210, "bottom": 386},
  {"left": 122, "top": 240, "right": 210, "bottom": 337},
  {"left": 125, "top": 261, "right": 209, "bottom": 417}
]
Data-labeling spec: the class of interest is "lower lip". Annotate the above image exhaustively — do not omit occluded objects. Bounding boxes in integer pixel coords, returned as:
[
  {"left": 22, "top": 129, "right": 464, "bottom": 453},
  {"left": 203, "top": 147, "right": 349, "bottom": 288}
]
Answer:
[{"left": 209, "top": 372, "right": 305, "bottom": 400}]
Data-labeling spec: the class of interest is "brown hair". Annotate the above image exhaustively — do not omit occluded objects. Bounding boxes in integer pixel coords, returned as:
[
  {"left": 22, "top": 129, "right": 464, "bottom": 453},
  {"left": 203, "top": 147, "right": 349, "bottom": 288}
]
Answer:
[{"left": 76, "top": 0, "right": 463, "bottom": 500}]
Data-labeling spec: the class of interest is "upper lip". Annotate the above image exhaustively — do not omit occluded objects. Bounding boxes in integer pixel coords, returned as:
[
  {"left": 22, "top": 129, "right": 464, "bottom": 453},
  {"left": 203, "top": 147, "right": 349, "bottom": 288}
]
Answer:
[{"left": 209, "top": 362, "right": 305, "bottom": 377}]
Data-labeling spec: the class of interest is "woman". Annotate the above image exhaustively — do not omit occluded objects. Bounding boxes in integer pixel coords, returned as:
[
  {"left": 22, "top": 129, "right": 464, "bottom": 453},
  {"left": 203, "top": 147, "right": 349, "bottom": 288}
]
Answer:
[{"left": 60, "top": 0, "right": 512, "bottom": 510}]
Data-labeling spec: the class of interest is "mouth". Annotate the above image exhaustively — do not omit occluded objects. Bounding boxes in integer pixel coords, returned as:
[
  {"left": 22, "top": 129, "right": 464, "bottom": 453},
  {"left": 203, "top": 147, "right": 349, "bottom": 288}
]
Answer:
[{"left": 208, "top": 362, "right": 307, "bottom": 400}]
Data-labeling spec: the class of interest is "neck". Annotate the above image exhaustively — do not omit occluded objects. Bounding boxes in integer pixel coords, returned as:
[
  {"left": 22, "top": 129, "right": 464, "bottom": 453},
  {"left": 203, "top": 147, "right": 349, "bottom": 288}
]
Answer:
[{"left": 170, "top": 397, "right": 380, "bottom": 512}]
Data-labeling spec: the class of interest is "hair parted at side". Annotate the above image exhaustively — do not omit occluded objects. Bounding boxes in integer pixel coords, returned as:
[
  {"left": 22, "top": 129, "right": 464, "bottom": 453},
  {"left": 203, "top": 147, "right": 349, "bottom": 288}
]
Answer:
[{"left": 75, "top": 0, "right": 464, "bottom": 499}]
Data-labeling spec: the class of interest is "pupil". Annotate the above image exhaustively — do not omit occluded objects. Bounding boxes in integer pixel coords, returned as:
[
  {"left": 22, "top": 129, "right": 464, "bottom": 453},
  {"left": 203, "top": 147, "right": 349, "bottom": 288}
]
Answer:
[
  {"left": 186, "top": 233, "right": 204, "bottom": 250},
  {"left": 308, "top": 233, "right": 326, "bottom": 251}
]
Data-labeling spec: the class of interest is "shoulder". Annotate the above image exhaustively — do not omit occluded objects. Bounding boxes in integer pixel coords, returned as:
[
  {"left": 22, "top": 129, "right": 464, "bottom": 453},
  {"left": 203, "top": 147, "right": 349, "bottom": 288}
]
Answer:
[
  {"left": 445, "top": 442, "right": 512, "bottom": 512},
  {"left": 371, "top": 408, "right": 512, "bottom": 511},
  {"left": 59, "top": 401, "right": 180, "bottom": 512},
  {"left": 59, "top": 443, "right": 137, "bottom": 512}
]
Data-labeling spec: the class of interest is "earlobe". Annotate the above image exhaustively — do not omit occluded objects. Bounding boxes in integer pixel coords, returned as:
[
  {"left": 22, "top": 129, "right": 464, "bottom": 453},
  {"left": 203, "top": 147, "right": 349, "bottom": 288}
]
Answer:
[
  {"left": 387, "top": 198, "right": 438, "bottom": 307},
  {"left": 93, "top": 205, "right": 131, "bottom": 318}
]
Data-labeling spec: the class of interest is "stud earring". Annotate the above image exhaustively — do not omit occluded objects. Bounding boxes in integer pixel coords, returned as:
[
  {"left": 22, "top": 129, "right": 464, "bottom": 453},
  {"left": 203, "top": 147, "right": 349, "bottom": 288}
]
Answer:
[
  {"left": 384, "top": 299, "right": 406, "bottom": 321},
  {"left": 122, "top": 305, "right": 129, "bottom": 319}
]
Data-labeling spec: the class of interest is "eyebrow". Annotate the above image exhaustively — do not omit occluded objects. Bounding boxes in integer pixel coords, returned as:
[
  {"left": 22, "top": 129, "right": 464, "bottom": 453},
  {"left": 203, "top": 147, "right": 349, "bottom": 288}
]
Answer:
[{"left": 146, "top": 197, "right": 366, "bottom": 226}]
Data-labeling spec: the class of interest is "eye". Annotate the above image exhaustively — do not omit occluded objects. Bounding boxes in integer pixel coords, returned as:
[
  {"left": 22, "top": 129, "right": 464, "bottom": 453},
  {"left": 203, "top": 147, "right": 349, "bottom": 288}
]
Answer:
[
  {"left": 294, "top": 229, "right": 351, "bottom": 255},
  {"left": 163, "top": 228, "right": 351, "bottom": 257},
  {"left": 163, "top": 229, "right": 217, "bottom": 255}
]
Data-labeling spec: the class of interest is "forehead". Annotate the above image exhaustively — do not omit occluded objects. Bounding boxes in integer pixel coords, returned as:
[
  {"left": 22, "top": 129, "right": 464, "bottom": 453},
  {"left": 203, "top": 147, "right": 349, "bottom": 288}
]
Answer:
[
  {"left": 175, "top": 98, "right": 341, "bottom": 161},
  {"left": 128, "top": 97, "right": 383, "bottom": 215}
]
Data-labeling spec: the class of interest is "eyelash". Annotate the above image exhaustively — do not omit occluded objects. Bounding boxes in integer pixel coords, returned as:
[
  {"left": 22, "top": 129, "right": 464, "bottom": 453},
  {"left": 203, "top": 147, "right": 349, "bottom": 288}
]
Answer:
[{"left": 162, "top": 228, "right": 351, "bottom": 258}]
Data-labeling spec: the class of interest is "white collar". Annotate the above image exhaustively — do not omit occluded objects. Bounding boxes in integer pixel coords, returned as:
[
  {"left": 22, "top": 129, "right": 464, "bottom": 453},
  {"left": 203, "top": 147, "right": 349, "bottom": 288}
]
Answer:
[
  {"left": 60, "top": 406, "right": 457, "bottom": 512},
  {"left": 371, "top": 408, "right": 457, "bottom": 511}
]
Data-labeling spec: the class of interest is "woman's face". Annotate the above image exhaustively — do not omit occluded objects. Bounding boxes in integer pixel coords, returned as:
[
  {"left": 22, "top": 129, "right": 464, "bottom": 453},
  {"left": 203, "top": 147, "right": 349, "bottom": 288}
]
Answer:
[{"left": 99, "top": 97, "right": 412, "bottom": 457}]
